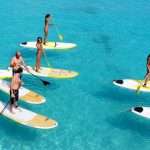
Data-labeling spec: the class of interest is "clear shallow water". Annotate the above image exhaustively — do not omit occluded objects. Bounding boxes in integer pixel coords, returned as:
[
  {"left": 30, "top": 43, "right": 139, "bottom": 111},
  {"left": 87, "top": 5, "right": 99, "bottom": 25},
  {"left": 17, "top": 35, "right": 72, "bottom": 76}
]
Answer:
[{"left": 1, "top": 0, "right": 150, "bottom": 149}]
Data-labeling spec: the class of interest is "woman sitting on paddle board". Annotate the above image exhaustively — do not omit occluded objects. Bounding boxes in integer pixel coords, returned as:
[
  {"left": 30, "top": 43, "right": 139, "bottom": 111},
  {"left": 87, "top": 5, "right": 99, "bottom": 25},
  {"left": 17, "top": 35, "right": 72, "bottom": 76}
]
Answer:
[
  {"left": 44, "top": 14, "right": 55, "bottom": 45},
  {"left": 143, "top": 54, "right": 150, "bottom": 86},
  {"left": 10, "top": 67, "right": 23, "bottom": 114},
  {"left": 36, "top": 37, "right": 43, "bottom": 72}
]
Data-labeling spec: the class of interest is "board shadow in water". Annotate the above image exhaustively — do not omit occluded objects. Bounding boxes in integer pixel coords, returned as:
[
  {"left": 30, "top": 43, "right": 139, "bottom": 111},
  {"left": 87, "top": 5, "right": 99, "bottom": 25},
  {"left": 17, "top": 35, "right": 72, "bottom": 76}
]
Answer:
[
  {"left": 84, "top": 6, "right": 98, "bottom": 15},
  {"left": 24, "top": 79, "right": 61, "bottom": 91},
  {"left": 92, "top": 34, "right": 113, "bottom": 71},
  {"left": 47, "top": 80, "right": 61, "bottom": 91},
  {"left": 0, "top": 116, "right": 38, "bottom": 141},
  {"left": 100, "top": 34, "right": 112, "bottom": 55},
  {"left": 106, "top": 112, "right": 150, "bottom": 138},
  {"left": 88, "top": 85, "right": 142, "bottom": 104},
  {"left": 20, "top": 48, "right": 67, "bottom": 60}
]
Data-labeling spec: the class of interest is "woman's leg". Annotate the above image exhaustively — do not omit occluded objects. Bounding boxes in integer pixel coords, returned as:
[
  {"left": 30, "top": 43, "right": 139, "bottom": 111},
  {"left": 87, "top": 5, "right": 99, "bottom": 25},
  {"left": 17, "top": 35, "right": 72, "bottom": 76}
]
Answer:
[
  {"left": 10, "top": 90, "right": 15, "bottom": 114},
  {"left": 143, "top": 73, "right": 150, "bottom": 86},
  {"left": 36, "top": 54, "right": 40, "bottom": 71},
  {"left": 38, "top": 53, "right": 42, "bottom": 69},
  {"left": 44, "top": 30, "right": 48, "bottom": 44}
]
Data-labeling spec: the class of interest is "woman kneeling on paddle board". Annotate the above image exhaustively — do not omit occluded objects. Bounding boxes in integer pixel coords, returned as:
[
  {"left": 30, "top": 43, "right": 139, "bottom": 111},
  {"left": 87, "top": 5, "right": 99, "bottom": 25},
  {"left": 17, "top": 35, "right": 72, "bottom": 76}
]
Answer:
[
  {"left": 10, "top": 67, "right": 23, "bottom": 114},
  {"left": 36, "top": 37, "right": 43, "bottom": 72}
]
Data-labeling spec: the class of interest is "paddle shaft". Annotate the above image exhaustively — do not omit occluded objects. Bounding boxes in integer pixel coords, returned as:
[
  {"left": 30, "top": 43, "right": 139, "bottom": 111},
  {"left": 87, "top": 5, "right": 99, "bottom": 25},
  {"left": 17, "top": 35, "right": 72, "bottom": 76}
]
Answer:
[
  {"left": 52, "top": 18, "right": 63, "bottom": 40},
  {"left": 43, "top": 51, "right": 50, "bottom": 68},
  {"left": 52, "top": 18, "right": 60, "bottom": 34},
  {"left": 0, "top": 101, "right": 10, "bottom": 115},
  {"left": 136, "top": 81, "right": 143, "bottom": 93},
  {"left": 19, "top": 66, "right": 50, "bottom": 86},
  {"left": 136, "top": 73, "right": 150, "bottom": 93}
]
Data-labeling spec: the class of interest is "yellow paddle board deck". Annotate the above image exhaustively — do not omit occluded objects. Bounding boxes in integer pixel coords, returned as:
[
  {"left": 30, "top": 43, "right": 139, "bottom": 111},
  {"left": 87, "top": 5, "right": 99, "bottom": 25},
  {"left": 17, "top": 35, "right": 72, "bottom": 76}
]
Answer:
[
  {"left": 0, "top": 79, "right": 46, "bottom": 104},
  {"left": 23, "top": 66, "right": 78, "bottom": 78},
  {"left": 0, "top": 101, "right": 58, "bottom": 129}
]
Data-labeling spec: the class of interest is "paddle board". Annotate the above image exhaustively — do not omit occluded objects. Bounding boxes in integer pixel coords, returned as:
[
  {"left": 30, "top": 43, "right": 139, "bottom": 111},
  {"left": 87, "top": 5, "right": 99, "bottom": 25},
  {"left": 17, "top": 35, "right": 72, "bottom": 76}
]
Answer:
[
  {"left": 0, "top": 101, "right": 58, "bottom": 129},
  {"left": 20, "top": 42, "right": 77, "bottom": 50},
  {"left": 6, "top": 66, "right": 78, "bottom": 79},
  {"left": 131, "top": 107, "right": 150, "bottom": 119},
  {"left": 0, "top": 79, "right": 46, "bottom": 104},
  {"left": 21, "top": 66, "right": 78, "bottom": 78},
  {"left": 113, "top": 79, "right": 150, "bottom": 92},
  {"left": 0, "top": 70, "right": 12, "bottom": 79}
]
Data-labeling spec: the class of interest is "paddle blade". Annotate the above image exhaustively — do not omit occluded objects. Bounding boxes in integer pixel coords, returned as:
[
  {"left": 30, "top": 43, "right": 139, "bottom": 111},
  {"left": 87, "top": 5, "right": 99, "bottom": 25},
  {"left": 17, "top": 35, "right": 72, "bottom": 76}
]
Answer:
[
  {"left": 59, "top": 34, "right": 63, "bottom": 41},
  {"left": 136, "top": 84, "right": 142, "bottom": 94},
  {"left": 42, "top": 80, "right": 50, "bottom": 86}
]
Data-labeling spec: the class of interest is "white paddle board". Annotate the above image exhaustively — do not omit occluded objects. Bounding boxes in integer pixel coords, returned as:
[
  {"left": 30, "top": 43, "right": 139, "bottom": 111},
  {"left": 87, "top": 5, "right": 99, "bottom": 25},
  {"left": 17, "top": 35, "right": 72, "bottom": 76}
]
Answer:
[
  {"left": 20, "top": 41, "right": 77, "bottom": 50},
  {"left": 113, "top": 79, "right": 150, "bottom": 92},
  {"left": 0, "top": 79, "right": 46, "bottom": 104},
  {"left": 131, "top": 107, "right": 150, "bottom": 119},
  {"left": 0, "top": 70, "right": 12, "bottom": 79},
  {"left": 0, "top": 101, "right": 58, "bottom": 129}
]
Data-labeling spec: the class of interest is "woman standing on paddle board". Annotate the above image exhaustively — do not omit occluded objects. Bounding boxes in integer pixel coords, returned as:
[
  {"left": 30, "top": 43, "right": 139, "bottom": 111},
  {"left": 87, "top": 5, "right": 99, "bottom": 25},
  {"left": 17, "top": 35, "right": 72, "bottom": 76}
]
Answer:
[
  {"left": 143, "top": 54, "right": 150, "bottom": 86},
  {"left": 10, "top": 67, "right": 23, "bottom": 114},
  {"left": 44, "top": 14, "right": 55, "bottom": 45},
  {"left": 36, "top": 37, "right": 43, "bottom": 72}
]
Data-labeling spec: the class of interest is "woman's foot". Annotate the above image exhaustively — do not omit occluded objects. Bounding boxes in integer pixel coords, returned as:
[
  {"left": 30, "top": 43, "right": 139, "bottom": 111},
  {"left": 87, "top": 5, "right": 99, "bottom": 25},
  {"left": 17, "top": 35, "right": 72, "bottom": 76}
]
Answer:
[
  {"left": 10, "top": 109, "right": 15, "bottom": 114},
  {"left": 143, "top": 83, "right": 147, "bottom": 87},
  {"left": 54, "top": 42, "right": 57, "bottom": 47},
  {"left": 16, "top": 107, "right": 22, "bottom": 112},
  {"left": 36, "top": 69, "right": 40, "bottom": 73}
]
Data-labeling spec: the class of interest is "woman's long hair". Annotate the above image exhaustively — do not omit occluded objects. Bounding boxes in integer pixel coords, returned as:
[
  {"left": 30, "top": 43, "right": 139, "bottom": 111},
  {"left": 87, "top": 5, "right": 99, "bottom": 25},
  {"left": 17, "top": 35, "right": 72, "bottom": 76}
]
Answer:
[
  {"left": 45, "top": 14, "right": 51, "bottom": 24},
  {"left": 37, "top": 37, "right": 42, "bottom": 43}
]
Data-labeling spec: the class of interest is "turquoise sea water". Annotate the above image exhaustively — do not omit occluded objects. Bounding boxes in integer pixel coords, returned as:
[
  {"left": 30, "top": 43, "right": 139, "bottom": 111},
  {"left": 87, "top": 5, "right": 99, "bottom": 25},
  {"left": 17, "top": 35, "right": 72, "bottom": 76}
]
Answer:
[{"left": 1, "top": 0, "right": 150, "bottom": 149}]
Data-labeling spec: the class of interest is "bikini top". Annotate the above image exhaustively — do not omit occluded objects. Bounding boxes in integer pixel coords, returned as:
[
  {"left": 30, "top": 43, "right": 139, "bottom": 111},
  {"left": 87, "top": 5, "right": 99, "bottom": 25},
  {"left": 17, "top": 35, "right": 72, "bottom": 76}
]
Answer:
[{"left": 36, "top": 43, "right": 43, "bottom": 51}]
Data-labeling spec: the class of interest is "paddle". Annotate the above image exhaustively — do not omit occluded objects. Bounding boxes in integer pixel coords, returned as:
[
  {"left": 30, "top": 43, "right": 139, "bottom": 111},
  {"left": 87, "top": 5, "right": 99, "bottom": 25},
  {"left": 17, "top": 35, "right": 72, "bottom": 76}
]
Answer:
[
  {"left": 0, "top": 101, "right": 10, "bottom": 115},
  {"left": 28, "top": 71, "right": 50, "bottom": 86},
  {"left": 52, "top": 18, "right": 63, "bottom": 41},
  {"left": 43, "top": 51, "right": 51, "bottom": 68},
  {"left": 19, "top": 66, "right": 50, "bottom": 86},
  {"left": 136, "top": 73, "right": 150, "bottom": 93},
  {"left": 136, "top": 80, "right": 143, "bottom": 93}
]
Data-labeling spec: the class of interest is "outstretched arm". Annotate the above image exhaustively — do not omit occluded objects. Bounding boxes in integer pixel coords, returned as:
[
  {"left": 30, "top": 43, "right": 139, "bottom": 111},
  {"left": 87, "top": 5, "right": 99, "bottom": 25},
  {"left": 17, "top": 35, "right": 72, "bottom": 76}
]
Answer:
[
  {"left": 21, "top": 57, "right": 30, "bottom": 72},
  {"left": 49, "top": 23, "right": 56, "bottom": 26}
]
